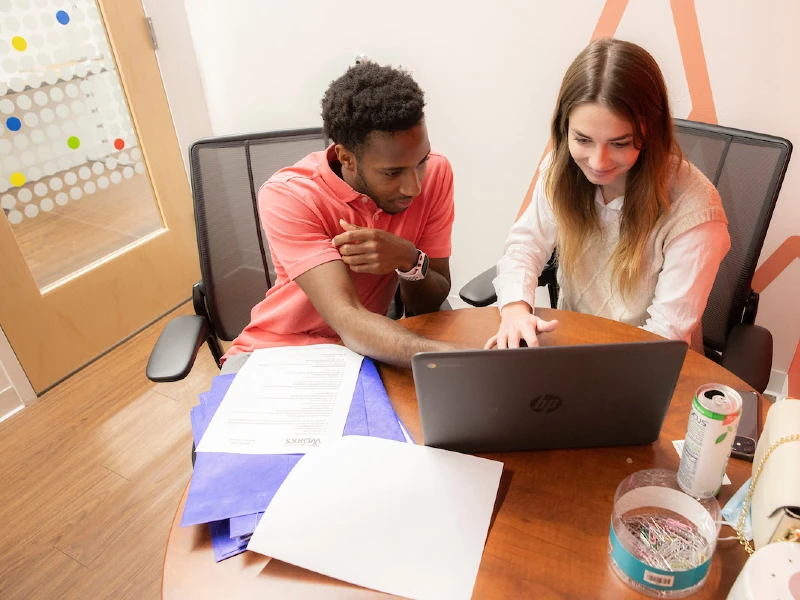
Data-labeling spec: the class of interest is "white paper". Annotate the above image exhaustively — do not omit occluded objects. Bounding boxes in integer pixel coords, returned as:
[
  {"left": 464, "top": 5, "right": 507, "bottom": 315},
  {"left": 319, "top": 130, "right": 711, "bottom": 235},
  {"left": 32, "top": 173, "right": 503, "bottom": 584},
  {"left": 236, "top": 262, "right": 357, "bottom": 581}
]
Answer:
[
  {"left": 248, "top": 436, "right": 503, "bottom": 600},
  {"left": 398, "top": 420, "right": 414, "bottom": 444},
  {"left": 197, "top": 345, "right": 364, "bottom": 454},
  {"left": 672, "top": 439, "right": 731, "bottom": 485}
]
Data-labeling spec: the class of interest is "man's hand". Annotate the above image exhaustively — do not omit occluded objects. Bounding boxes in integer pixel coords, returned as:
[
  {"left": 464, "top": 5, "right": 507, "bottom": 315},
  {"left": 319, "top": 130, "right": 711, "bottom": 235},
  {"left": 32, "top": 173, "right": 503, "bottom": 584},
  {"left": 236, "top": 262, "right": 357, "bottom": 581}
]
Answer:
[
  {"left": 333, "top": 220, "right": 418, "bottom": 275},
  {"left": 485, "top": 301, "right": 559, "bottom": 349}
]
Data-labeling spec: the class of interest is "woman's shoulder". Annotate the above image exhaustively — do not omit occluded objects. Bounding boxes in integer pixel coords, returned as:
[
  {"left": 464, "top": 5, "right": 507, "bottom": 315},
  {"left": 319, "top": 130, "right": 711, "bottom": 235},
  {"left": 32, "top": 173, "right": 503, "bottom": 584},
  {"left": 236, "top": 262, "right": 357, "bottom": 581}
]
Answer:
[
  {"left": 655, "top": 157, "right": 728, "bottom": 247},
  {"left": 667, "top": 156, "right": 724, "bottom": 216}
]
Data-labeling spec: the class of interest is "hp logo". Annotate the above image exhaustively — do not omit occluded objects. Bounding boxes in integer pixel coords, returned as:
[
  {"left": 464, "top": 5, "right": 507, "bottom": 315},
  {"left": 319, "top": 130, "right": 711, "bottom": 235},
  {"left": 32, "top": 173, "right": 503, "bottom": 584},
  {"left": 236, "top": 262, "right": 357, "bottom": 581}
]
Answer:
[{"left": 530, "top": 394, "right": 563, "bottom": 413}]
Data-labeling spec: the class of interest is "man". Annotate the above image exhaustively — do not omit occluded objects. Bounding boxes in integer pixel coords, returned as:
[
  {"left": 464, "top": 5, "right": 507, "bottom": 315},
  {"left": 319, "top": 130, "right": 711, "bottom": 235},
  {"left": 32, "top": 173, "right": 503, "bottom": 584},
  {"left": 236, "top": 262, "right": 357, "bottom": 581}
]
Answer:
[{"left": 221, "top": 63, "right": 457, "bottom": 373}]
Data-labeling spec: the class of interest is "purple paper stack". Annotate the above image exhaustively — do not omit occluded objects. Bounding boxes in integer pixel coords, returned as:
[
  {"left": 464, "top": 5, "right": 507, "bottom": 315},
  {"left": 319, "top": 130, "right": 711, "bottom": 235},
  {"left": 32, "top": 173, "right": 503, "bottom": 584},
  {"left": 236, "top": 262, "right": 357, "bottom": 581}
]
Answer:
[{"left": 184, "top": 358, "right": 410, "bottom": 562}]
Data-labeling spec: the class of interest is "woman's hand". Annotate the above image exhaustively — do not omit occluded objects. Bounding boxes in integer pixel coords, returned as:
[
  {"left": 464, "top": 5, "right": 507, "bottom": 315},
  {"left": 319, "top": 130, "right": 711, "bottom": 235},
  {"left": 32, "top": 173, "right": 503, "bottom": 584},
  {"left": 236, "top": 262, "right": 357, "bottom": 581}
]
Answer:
[{"left": 484, "top": 301, "right": 559, "bottom": 349}]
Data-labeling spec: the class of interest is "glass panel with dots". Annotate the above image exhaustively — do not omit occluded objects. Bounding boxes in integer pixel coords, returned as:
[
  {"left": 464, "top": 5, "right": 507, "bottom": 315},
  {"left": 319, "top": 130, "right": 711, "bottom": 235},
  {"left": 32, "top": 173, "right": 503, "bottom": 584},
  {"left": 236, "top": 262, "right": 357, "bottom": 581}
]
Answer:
[{"left": 0, "top": 0, "right": 164, "bottom": 291}]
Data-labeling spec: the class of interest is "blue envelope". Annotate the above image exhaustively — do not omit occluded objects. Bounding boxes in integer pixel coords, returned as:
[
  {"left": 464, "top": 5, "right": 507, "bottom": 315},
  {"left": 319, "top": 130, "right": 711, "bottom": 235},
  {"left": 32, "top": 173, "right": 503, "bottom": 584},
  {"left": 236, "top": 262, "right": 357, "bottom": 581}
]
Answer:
[{"left": 181, "top": 358, "right": 407, "bottom": 528}]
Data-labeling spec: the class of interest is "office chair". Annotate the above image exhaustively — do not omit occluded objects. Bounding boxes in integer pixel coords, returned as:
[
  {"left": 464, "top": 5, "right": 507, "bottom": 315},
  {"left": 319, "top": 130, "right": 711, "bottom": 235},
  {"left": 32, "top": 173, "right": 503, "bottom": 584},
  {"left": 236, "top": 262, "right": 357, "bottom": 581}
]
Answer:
[
  {"left": 458, "top": 120, "right": 793, "bottom": 393},
  {"left": 146, "top": 129, "right": 329, "bottom": 382}
]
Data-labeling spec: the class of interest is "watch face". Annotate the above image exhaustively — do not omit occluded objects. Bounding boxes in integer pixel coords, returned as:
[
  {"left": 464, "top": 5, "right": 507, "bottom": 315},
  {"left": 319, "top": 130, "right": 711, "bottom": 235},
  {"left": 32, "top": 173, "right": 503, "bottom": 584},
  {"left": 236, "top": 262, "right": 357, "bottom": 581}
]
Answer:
[{"left": 420, "top": 253, "right": 429, "bottom": 277}]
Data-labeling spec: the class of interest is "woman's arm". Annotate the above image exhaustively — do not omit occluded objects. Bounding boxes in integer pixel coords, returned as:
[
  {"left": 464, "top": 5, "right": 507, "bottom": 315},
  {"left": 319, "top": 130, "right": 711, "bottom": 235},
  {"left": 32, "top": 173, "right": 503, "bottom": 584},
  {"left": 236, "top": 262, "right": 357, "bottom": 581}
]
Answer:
[
  {"left": 642, "top": 221, "right": 731, "bottom": 343},
  {"left": 488, "top": 167, "right": 560, "bottom": 349},
  {"left": 493, "top": 173, "right": 558, "bottom": 311}
]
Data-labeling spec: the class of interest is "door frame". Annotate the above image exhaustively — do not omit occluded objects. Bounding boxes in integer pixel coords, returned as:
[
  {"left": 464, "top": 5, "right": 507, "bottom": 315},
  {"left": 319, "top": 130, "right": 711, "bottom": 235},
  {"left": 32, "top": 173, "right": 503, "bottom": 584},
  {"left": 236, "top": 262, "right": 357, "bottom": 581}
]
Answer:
[{"left": 0, "top": 324, "right": 35, "bottom": 423}]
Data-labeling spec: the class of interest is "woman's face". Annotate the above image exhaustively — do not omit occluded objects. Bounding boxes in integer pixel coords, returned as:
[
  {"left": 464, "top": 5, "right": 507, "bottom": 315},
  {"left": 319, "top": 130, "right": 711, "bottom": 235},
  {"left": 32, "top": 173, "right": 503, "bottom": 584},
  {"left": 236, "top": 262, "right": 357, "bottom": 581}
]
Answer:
[{"left": 567, "top": 103, "right": 642, "bottom": 194}]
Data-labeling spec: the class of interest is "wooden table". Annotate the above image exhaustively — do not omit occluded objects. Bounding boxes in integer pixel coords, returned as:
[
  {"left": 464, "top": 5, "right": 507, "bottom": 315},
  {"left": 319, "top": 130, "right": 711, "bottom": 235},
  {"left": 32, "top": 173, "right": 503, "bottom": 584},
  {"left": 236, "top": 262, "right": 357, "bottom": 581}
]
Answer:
[{"left": 162, "top": 307, "right": 770, "bottom": 599}]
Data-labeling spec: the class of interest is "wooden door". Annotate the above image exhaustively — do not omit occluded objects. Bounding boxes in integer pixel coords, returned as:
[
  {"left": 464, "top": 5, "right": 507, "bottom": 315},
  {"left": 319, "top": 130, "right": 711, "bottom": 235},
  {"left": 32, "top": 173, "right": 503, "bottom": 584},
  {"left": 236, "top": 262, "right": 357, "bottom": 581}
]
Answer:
[{"left": 0, "top": 0, "right": 199, "bottom": 392}]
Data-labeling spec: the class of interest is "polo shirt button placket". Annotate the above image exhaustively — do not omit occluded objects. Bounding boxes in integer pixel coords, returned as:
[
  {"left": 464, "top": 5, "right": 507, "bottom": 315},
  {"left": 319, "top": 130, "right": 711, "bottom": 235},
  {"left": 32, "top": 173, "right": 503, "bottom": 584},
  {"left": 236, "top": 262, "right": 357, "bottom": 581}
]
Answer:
[{"left": 361, "top": 196, "right": 369, "bottom": 203}]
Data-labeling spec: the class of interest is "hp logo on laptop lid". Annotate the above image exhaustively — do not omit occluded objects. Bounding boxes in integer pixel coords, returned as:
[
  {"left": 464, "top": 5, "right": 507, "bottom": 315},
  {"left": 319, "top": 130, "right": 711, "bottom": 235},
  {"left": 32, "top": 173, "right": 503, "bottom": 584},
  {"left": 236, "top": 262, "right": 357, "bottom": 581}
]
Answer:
[{"left": 530, "top": 394, "right": 563, "bottom": 413}]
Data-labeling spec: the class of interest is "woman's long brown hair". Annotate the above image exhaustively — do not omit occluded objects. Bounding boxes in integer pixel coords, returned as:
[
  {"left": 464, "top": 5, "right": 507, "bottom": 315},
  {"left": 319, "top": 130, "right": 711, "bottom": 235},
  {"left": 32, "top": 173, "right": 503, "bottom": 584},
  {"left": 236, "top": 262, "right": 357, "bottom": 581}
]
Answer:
[{"left": 545, "top": 38, "right": 682, "bottom": 296}]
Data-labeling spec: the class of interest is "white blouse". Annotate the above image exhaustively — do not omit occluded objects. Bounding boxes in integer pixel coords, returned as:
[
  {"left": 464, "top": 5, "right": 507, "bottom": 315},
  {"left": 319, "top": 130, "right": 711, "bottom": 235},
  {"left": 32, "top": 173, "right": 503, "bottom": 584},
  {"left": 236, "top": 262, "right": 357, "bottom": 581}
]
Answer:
[{"left": 494, "top": 177, "right": 731, "bottom": 346}]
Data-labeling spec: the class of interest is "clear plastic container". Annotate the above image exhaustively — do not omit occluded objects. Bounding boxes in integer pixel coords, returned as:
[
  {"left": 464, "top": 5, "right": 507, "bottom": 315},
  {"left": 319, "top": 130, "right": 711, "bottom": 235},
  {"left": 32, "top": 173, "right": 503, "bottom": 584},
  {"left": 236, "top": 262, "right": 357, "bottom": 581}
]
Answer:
[{"left": 608, "top": 469, "right": 721, "bottom": 598}]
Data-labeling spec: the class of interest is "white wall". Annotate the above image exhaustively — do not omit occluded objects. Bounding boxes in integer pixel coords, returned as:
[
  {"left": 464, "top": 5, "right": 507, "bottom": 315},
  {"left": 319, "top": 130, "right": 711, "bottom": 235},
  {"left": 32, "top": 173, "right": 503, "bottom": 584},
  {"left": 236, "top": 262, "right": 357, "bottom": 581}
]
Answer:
[
  {"left": 141, "top": 0, "right": 212, "bottom": 174},
  {"left": 176, "top": 0, "right": 800, "bottom": 373}
]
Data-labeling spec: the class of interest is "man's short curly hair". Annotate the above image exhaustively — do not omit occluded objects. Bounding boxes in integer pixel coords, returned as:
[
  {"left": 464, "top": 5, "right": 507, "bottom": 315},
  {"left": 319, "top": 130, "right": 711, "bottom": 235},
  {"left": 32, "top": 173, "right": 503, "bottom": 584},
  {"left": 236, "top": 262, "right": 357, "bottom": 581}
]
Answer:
[{"left": 321, "top": 63, "right": 425, "bottom": 154}]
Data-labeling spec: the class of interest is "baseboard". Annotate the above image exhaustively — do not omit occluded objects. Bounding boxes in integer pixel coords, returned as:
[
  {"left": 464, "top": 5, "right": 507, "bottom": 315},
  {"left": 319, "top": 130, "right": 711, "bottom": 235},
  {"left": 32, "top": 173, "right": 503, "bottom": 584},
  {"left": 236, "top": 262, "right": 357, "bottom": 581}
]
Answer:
[
  {"left": 0, "top": 326, "right": 36, "bottom": 406},
  {"left": 765, "top": 369, "right": 788, "bottom": 401},
  {"left": 0, "top": 387, "right": 25, "bottom": 425}
]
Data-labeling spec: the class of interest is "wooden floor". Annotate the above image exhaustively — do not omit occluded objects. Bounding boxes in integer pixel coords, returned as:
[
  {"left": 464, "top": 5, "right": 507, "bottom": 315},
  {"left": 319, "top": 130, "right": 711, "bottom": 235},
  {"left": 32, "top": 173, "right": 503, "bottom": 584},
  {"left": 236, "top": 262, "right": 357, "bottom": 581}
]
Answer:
[{"left": 0, "top": 302, "right": 220, "bottom": 600}]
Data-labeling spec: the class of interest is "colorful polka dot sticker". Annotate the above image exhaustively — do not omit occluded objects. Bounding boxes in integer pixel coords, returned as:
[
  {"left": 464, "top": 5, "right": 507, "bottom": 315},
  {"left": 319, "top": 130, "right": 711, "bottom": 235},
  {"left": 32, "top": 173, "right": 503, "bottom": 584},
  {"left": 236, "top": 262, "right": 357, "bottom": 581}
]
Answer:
[
  {"left": 12, "top": 36, "right": 28, "bottom": 52},
  {"left": 67, "top": 136, "right": 80, "bottom": 149},
  {"left": 113, "top": 138, "right": 125, "bottom": 151},
  {"left": 10, "top": 172, "right": 26, "bottom": 187},
  {"left": 56, "top": 10, "right": 70, "bottom": 25},
  {"left": 6, "top": 117, "right": 21, "bottom": 131}
]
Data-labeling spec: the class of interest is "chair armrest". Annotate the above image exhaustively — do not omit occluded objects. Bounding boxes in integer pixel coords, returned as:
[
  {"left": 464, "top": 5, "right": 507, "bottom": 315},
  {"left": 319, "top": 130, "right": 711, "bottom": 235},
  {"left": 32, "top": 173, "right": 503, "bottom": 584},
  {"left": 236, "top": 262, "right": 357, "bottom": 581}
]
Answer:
[
  {"left": 146, "top": 315, "right": 210, "bottom": 382},
  {"left": 538, "top": 260, "right": 557, "bottom": 288},
  {"left": 458, "top": 260, "right": 559, "bottom": 309},
  {"left": 459, "top": 267, "right": 497, "bottom": 307},
  {"left": 720, "top": 323, "right": 773, "bottom": 393},
  {"left": 742, "top": 290, "right": 759, "bottom": 325}
]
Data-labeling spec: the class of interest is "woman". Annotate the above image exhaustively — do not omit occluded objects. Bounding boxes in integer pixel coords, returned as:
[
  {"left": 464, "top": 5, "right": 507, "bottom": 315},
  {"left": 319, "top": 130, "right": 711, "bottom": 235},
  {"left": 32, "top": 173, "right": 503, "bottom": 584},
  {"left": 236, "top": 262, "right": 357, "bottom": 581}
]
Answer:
[{"left": 488, "top": 38, "right": 730, "bottom": 352}]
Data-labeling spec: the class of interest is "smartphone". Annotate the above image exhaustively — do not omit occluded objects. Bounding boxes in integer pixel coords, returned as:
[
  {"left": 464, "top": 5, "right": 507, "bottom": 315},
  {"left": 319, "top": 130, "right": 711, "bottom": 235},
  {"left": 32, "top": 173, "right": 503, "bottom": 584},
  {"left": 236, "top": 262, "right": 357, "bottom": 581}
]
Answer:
[{"left": 731, "top": 390, "right": 759, "bottom": 461}]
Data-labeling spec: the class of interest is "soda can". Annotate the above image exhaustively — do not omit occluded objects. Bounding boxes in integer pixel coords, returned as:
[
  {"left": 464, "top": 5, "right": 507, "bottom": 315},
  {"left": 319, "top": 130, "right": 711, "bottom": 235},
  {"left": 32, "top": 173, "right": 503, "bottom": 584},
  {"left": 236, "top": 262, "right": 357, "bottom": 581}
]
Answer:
[{"left": 677, "top": 384, "right": 742, "bottom": 498}]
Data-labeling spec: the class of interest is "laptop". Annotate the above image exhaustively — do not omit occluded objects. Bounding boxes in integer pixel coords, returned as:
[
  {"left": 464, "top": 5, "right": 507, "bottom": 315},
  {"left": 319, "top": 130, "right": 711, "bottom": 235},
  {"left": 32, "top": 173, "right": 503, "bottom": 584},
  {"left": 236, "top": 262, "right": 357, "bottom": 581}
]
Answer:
[{"left": 411, "top": 340, "right": 688, "bottom": 453}]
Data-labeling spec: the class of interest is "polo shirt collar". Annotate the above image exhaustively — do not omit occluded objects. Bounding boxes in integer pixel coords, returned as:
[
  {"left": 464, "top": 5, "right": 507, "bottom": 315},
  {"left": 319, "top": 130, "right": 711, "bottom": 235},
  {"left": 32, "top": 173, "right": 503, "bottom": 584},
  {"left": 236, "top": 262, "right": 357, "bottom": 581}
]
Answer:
[{"left": 319, "top": 144, "right": 365, "bottom": 204}]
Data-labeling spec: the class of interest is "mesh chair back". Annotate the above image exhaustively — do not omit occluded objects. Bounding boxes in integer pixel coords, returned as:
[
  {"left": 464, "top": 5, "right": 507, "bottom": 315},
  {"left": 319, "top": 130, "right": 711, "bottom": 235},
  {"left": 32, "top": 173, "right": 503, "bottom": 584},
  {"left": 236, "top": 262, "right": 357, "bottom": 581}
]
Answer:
[
  {"left": 190, "top": 129, "right": 328, "bottom": 340},
  {"left": 674, "top": 119, "right": 792, "bottom": 350}
]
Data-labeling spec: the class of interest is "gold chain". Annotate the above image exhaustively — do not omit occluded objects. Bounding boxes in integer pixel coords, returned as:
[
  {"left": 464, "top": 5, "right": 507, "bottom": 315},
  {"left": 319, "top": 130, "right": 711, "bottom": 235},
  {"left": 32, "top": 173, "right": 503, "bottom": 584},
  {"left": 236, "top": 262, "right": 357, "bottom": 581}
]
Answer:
[{"left": 736, "top": 434, "right": 800, "bottom": 554}]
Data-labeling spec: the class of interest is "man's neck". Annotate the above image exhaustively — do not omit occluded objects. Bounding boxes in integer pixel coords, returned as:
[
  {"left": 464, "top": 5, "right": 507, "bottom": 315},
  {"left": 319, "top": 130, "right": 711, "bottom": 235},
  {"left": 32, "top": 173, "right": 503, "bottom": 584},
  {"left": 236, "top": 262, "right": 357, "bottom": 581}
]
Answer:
[
  {"left": 341, "top": 165, "right": 358, "bottom": 191},
  {"left": 330, "top": 159, "right": 344, "bottom": 179},
  {"left": 330, "top": 159, "right": 358, "bottom": 191}
]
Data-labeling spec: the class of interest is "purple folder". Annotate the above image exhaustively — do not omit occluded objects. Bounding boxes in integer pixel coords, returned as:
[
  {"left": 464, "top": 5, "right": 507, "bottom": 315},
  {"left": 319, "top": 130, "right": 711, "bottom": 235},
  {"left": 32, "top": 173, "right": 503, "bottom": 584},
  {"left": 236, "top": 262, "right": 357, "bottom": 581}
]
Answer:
[
  {"left": 208, "top": 518, "right": 249, "bottom": 562},
  {"left": 229, "top": 511, "right": 262, "bottom": 540},
  {"left": 182, "top": 358, "right": 406, "bottom": 528}
]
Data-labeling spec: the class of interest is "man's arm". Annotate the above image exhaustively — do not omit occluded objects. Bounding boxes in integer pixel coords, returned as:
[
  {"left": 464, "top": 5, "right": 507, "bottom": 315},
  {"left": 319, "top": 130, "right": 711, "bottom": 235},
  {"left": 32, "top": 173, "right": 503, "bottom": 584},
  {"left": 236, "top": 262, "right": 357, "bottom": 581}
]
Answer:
[
  {"left": 333, "top": 219, "right": 449, "bottom": 315},
  {"left": 295, "top": 260, "right": 458, "bottom": 368},
  {"left": 399, "top": 256, "right": 451, "bottom": 315}
]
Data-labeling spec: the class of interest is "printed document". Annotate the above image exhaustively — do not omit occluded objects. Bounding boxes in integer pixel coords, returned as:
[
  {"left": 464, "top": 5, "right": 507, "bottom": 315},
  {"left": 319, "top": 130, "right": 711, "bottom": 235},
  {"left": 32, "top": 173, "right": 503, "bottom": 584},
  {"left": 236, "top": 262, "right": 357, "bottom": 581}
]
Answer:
[{"left": 196, "top": 345, "right": 363, "bottom": 454}]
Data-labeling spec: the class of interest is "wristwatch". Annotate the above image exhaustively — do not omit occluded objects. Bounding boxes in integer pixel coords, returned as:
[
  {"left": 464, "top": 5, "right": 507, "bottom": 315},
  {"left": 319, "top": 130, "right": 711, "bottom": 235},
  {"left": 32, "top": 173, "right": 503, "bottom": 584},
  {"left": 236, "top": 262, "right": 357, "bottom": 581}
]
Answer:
[{"left": 396, "top": 249, "right": 429, "bottom": 281}]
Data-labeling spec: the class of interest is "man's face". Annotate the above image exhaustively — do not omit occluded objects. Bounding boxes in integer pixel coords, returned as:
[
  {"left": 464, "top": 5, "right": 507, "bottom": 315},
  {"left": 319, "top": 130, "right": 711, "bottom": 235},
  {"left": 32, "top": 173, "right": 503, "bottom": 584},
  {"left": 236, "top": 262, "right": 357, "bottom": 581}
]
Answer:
[{"left": 351, "top": 121, "right": 431, "bottom": 215}]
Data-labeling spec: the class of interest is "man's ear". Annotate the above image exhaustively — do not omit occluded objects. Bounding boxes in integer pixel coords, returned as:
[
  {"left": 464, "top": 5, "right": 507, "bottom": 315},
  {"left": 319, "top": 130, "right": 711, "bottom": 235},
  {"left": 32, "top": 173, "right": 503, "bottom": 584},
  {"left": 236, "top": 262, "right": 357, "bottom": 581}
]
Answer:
[{"left": 334, "top": 144, "right": 357, "bottom": 173}]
